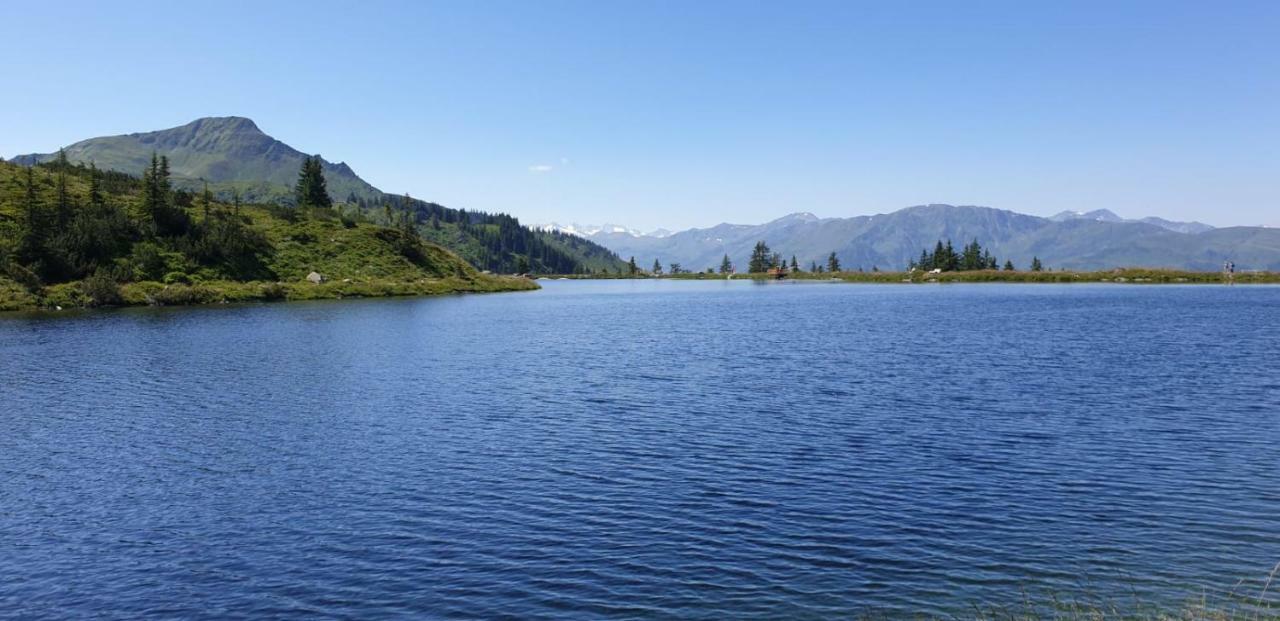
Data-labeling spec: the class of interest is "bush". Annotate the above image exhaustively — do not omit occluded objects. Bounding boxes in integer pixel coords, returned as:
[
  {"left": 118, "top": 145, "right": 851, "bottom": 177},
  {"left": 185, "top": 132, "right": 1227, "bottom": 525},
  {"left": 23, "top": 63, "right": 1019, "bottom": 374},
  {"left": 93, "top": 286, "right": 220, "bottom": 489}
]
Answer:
[
  {"left": 2, "top": 258, "right": 43, "bottom": 294},
  {"left": 81, "top": 269, "right": 123, "bottom": 307},
  {"left": 163, "top": 271, "right": 193, "bottom": 285},
  {"left": 128, "top": 242, "right": 184, "bottom": 282},
  {"left": 260, "top": 282, "right": 288, "bottom": 300},
  {"left": 151, "top": 284, "right": 220, "bottom": 306}
]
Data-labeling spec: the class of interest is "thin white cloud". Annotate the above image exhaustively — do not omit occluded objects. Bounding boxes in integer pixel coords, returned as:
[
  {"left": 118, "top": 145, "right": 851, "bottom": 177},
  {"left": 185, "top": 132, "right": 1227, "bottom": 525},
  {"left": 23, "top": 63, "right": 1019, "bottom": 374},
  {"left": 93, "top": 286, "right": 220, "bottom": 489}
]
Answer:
[{"left": 528, "top": 164, "right": 553, "bottom": 173}]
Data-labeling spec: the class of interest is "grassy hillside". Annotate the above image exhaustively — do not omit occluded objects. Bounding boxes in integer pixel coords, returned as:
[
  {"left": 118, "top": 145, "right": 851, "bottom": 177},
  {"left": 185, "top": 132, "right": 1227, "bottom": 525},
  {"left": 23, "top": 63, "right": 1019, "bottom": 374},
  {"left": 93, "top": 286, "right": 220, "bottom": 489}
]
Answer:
[
  {"left": 0, "top": 159, "right": 535, "bottom": 312},
  {"left": 11, "top": 117, "right": 382, "bottom": 205},
  {"left": 12, "top": 117, "right": 628, "bottom": 275}
]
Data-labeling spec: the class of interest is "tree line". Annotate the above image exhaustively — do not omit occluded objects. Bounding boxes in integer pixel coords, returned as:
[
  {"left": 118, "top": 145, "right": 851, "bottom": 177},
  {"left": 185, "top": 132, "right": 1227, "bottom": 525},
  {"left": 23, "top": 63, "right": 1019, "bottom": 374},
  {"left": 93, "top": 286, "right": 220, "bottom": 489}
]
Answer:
[
  {"left": 631, "top": 238, "right": 1047, "bottom": 277},
  {"left": 910, "top": 238, "right": 1043, "bottom": 272},
  {"left": 2, "top": 151, "right": 271, "bottom": 300}
]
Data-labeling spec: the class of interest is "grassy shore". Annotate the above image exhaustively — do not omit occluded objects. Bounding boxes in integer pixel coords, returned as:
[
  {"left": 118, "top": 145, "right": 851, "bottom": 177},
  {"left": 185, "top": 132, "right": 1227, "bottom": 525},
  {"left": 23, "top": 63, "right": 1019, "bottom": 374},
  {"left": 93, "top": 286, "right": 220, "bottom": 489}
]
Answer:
[
  {"left": 0, "top": 274, "right": 537, "bottom": 313},
  {"left": 564, "top": 268, "right": 1280, "bottom": 284}
]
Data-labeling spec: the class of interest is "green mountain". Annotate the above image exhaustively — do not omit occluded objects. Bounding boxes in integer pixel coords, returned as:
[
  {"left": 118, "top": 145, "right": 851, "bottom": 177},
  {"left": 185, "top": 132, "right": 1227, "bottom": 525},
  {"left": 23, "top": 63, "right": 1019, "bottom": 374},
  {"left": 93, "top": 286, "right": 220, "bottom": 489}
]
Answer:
[
  {"left": 0, "top": 158, "right": 535, "bottom": 311},
  {"left": 11, "top": 117, "right": 381, "bottom": 205},
  {"left": 10, "top": 117, "right": 626, "bottom": 275}
]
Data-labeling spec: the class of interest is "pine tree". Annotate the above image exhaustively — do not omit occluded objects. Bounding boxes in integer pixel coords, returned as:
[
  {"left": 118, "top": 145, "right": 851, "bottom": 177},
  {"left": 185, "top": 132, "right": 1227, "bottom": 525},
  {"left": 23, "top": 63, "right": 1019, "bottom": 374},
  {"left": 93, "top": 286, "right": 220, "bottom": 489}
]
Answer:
[
  {"left": 88, "top": 162, "right": 104, "bottom": 210},
  {"left": 400, "top": 194, "right": 416, "bottom": 240},
  {"left": 790, "top": 255, "right": 799, "bottom": 271},
  {"left": 748, "top": 241, "right": 771, "bottom": 273},
  {"left": 652, "top": 258, "right": 663, "bottom": 275},
  {"left": 140, "top": 153, "right": 168, "bottom": 233},
  {"left": 719, "top": 254, "right": 733, "bottom": 274},
  {"left": 294, "top": 155, "right": 332, "bottom": 212},
  {"left": 16, "top": 165, "right": 48, "bottom": 269},
  {"left": 628, "top": 256, "right": 638, "bottom": 275},
  {"left": 199, "top": 182, "right": 213, "bottom": 221},
  {"left": 943, "top": 240, "right": 958, "bottom": 271},
  {"left": 1003, "top": 259, "right": 1015, "bottom": 271},
  {"left": 1031, "top": 256, "right": 1043, "bottom": 272},
  {"left": 827, "top": 251, "right": 841, "bottom": 273},
  {"left": 54, "top": 158, "right": 73, "bottom": 228}
]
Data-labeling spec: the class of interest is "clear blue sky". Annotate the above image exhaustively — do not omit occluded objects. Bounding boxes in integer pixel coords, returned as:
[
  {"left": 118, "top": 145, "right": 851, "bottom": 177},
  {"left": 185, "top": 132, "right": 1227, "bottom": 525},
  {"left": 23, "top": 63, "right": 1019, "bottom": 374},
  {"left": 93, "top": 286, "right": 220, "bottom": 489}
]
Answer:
[{"left": 2, "top": 1, "right": 1276, "bottom": 230}]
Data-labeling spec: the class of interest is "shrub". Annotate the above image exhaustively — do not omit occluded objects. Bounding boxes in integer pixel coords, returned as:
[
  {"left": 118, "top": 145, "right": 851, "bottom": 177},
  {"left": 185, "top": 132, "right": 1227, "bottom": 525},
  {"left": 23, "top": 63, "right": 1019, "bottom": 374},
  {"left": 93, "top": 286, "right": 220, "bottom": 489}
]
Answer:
[
  {"left": 151, "top": 284, "right": 219, "bottom": 306},
  {"left": 2, "top": 258, "right": 43, "bottom": 293},
  {"left": 260, "top": 282, "right": 288, "bottom": 300},
  {"left": 81, "top": 268, "right": 122, "bottom": 307},
  {"left": 162, "top": 271, "right": 193, "bottom": 285}
]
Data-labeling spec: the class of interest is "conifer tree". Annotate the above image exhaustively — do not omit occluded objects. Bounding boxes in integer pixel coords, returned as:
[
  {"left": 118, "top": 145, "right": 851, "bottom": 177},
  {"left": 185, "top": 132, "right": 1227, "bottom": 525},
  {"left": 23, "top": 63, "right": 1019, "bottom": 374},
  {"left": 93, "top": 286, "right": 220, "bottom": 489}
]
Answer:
[
  {"left": 1003, "top": 259, "right": 1015, "bottom": 271},
  {"left": 652, "top": 258, "right": 662, "bottom": 275},
  {"left": 294, "top": 155, "right": 332, "bottom": 212},
  {"left": 790, "top": 255, "right": 799, "bottom": 271},
  {"left": 748, "top": 241, "right": 772, "bottom": 273},
  {"left": 16, "top": 166, "right": 48, "bottom": 269},
  {"left": 199, "top": 182, "right": 213, "bottom": 221},
  {"left": 719, "top": 254, "right": 733, "bottom": 274},
  {"left": 54, "top": 158, "right": 73, "bottom": 228},
  {"left": 628, "top": 256, "right": 638, "bottom": 275},
  {"left": 1031, "top": 256, "right": 1044, "bottom": 272},
  {"left": 88, "top": 162, "right": 104, "bottom": 210},
  {"left": 827, "top": 251, "right": 841, "bottom": 273}
]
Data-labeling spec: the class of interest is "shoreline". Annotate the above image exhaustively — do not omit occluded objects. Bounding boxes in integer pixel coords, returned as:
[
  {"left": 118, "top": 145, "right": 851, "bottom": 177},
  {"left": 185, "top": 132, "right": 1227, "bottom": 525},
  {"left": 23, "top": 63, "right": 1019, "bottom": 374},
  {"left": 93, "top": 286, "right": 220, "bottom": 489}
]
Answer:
[
  {"left": 0, "top": 275, "right": 538, "bottom": 314},
  {"left": 544, "top": 268, "right": 1278, "bottom": 285}
]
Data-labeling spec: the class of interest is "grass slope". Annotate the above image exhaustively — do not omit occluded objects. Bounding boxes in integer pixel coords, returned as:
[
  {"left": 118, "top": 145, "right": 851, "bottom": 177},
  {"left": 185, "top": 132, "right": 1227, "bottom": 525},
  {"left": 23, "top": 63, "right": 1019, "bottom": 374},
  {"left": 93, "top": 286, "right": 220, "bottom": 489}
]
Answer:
[{"left": 0, "top": 160, "right": 536, "bottom": 312}]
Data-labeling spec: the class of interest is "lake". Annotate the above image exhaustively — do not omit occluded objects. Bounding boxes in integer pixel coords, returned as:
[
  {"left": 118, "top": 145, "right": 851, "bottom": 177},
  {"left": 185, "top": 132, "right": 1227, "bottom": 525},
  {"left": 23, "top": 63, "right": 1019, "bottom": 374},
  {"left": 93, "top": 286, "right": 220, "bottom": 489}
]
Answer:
[{"left": 2, "top": 280, "right": 1278, "bottom": 619}]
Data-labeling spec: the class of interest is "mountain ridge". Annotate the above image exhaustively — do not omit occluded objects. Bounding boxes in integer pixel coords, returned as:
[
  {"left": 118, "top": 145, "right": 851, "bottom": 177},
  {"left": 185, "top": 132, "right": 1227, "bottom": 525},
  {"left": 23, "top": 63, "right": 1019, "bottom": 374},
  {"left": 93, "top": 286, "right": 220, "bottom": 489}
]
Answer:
[
  {"left": 9, "top": 117, "right": 626, "bottom": 275},
  {"left": 11, "top": 116, "right": 383, "bottom": 205},
  {"left": 572, "top": 205, "right": 1280, "bottom": 272}
]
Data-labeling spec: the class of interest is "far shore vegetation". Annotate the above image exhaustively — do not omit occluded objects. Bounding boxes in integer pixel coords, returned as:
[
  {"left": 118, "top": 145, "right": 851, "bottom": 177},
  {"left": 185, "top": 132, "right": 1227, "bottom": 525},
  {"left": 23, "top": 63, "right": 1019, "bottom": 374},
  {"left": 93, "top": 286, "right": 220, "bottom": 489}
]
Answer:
[
  {"left": 550, "top": 238, "right": 1275, "bottom": 284},
  {"left": 0, "top": 154, "right": 535, "bottom": 313}
]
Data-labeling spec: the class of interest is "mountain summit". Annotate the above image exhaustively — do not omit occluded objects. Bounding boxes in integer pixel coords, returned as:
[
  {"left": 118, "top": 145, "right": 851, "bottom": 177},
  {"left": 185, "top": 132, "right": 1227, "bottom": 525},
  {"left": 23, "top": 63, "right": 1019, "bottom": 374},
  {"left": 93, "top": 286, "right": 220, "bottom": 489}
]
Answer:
[{"left": 11, "top": 116, "right": 382, "bottom": 204}]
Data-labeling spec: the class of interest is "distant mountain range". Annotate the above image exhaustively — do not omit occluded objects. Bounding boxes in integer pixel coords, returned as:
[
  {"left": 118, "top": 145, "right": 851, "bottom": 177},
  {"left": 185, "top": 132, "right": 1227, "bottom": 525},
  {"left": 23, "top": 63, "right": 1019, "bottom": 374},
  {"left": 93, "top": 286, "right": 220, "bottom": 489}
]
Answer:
[
  {"left": 1049, "top": 209, "right": 1215, "bottom": 235},
  {"left": 568, "top": 205, "right": 1280, "bottom": 272},
  {"left": 9, "top": 117, "right": 625, "bottom": 274}
]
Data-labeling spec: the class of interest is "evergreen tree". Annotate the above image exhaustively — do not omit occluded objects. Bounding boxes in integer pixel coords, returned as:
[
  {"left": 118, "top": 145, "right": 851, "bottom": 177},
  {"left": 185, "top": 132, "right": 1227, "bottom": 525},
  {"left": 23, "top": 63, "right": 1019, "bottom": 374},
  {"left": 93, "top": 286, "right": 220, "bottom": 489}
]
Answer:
[
  {"left": 53, "top": 150, "right": 73, "bottom": 228},
  {"left": 1003, "top": 259, "right": 1015, "bottom": 271},
  {"left": 400, "top": 194, "right": 417, "bottom": 240},
  {"left": 199, "top": 182, "right": 213, "bottom": 221},
  {"left": 943, "top": 240, "right": 959, "bottom": 271},
  {"left": 652, "top": 258, "right": 662, "bottom": 275},
  {"left": 827, "top": 251, "right": 841, "bottom": 273},
  {"left": 669, "top": 262, "right": 682, "bottom": 274},
  {"left": 719, "top": 254, "right": 733, "bottom": 274},
  {"left": 16, "top": 166, "right": 48, "bottom": 270},
  {"left": 88, "top": 162, "right": 104, "bottom": 210},
  {"left": 790, "top": 255, "right": 799, "bottom": 271},
  {"left": 748, "top": 241, "right": 771, "bottom": 273},
  {"left": 628, "top": 256, "right": 638, "bottom": 275},
  {"left": 1030, "top": 256, "right": 1044, "bottom": 272},
  {"left": 294, "top": 155, "right": 332, "bottom": 212}
]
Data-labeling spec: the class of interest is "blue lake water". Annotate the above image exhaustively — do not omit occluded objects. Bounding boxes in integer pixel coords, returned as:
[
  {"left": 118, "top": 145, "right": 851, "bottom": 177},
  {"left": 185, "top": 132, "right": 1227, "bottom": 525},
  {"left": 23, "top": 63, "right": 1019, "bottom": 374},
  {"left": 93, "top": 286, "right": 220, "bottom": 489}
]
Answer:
[{"left": 2, "top": 280, "right": 1278, "bottom": 619}]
